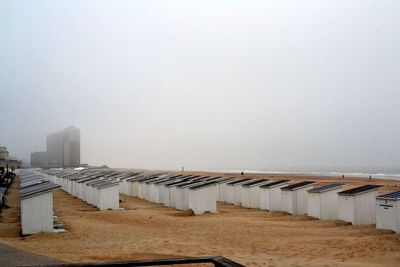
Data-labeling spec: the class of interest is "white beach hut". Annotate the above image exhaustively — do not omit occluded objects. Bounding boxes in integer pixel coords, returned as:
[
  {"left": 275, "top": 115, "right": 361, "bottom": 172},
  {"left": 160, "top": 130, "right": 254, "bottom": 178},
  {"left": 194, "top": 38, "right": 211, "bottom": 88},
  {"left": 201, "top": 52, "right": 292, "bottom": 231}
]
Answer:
[
  {"left": 125, "top": 176, "right": 145, "bottom": 197},
  {"left": 188, "top": 181, "right": 218, "bottom": 215},
  {"left": 161, "top": 179, "right": 188, "bottom": 207},
  {"left": 168, "top": 180, "right": 195, "bottom": 208},
  {"left": 20, "top": 182, "right": 61, "bottom": 235},
  {"left": 144, "top": 177, "right": 163, "bottom": 201},
  {"left": 152, "top": 178, "right": 179, "bottom": 204},
  {"left": 94, "top": 181, "right": 120, "bottom": 210},
  {"left": 138, "top": 178, "right": 155, "bottom": 199},
  {"left": 307, "top": 183, "right": 346, "bottom": 220},
  {"left": 260, "top": 180, "right": 291, "bottom": 211},
  {"left": 241, "top": 179, "right": 270, "bottom": 209},
  {"left": 216, "top": 177, "right": 236, "bottom": 202},
  {"left": 338, "top": 184, "right": 383, "bottom": 225},
  {"left": 376, "top": 191, "right": 400, "bottom": 233},
  {"left": 226, "top": 178, "right": 253, "bottom": 205},
  {"left": 281, "top": 181, "right": 317, "bottom": 215},
  {"left": 149, "top": 178, "right": 170, "bottom": 203},
  {"left": 175, "top": 180, "right": 203, "bottom": 210}
]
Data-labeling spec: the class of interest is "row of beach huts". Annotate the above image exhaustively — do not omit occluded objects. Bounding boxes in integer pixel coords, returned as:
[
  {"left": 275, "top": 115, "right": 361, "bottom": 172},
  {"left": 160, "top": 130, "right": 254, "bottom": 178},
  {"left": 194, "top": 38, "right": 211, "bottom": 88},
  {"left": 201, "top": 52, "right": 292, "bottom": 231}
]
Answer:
[{"left": 16, "top": 169, "right": 400, "bottom": 235}]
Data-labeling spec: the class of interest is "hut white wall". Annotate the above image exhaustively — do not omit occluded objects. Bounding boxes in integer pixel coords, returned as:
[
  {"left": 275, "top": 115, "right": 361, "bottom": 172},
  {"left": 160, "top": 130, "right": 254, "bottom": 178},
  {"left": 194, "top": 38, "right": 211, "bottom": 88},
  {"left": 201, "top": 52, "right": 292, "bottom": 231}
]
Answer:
[
  {"left": 226, "top": 185, "right": 234, "bottom": 204},
  {"left": 295, "top": 187, "right": 312, "bottom": 215},
  {"left": 260, "top": 188, "right": 269, "bottom": 210},
  {"left": 260, "top": 185, "right": 287, "bottom": 211},
  {"left": 233, "top": 186, "right": 243, "bottom": 205},
  {"left": 170, "top": 187, "right": 179, "bottom": 208},
  {"left": 354, "top": 191, "right": 378, "bottom": 224},
  {"left": 175, "top": 188, "right": 185, "bottom": 210},
  {"left": 166, "top": 187, "right": 175, "bottom": 207},
  {"left": 241, "top": 187, "right": 251, "bottom": 208},
  {"left": 181, "top": 188, "right": 192, "bottom": 210},
  {"left": 338, "top": 195, "right": 355, "bottom": 223},
  {"left": 122, "top": 180, "right": 130, "bottom": 195},
  {"left": 307, "top": 192, "right": 321, "bottom": 218},
  {"left": 281, "top": 190, "right": 294, "bottom": 213},
  {"left": 118, "top": 180, "right": 124, "bottom": 194},
  {"left": 144, "top": 183, "right": 151, "bottom": 201},
  {"left": 282, "top": 186, "right": 314, "bottom": 215},
  {"left": 97, "top": 186, "right": 119, "bottom": 210},
  {"left": 160, "top": 185, "right": 170, "bottom": 206},
  {"left": 376, "top": 199, "right": 400, "bottom": 233},
  {"left": 308, "top": 189, "right": 341, "bottom": 220},
  {"left": 188, "top": 186, "right": 217, "bottom": 215},
  {"left": 149, "top": 184, "right": 158, "bottom": 203},
  {"left": 73, "top": 181, "right": 79, "bottom": 197},
  {"left": 138, "top": 183, "right": 145, "bottom": 199},
  {"left": 130, "top": 181, "right": 139, "bottom": 197},
  {"left": 21, "top": 192, "right": 53, "bottom": 235},
  {"left": 249, "top": 187, "right": 262, "bottom": 208},
  {"left": 339, "top": 191, "right": 378, "bottom": 225},
  {"left": 218, "top": 183, "right": 229, "bottom": 202},
  {"left": 216, "top": 184, "right": 222, "bottom": 201}
]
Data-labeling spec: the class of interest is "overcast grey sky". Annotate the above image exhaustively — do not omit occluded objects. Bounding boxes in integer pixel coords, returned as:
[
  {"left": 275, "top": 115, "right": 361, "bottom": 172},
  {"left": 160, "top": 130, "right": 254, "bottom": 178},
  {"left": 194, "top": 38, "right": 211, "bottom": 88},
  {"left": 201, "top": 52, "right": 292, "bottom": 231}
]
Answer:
[{"left": 0, "top": 0, "right": 399, "bottom": 171}]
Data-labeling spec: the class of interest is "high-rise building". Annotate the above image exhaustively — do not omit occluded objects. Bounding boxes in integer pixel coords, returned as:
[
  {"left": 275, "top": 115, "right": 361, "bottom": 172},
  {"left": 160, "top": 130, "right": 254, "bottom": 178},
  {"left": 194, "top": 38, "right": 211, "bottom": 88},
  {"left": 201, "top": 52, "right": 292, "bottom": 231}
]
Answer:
[{"left": 46, "top": 126, "right": 80, "bottom": 168}]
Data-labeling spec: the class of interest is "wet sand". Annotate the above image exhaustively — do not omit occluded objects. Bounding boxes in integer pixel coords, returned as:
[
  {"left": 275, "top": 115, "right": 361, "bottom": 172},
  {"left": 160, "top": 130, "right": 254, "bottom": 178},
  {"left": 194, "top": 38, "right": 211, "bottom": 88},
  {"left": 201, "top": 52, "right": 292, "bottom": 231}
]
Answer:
[{"left": 0, "top": 172, "right": 399, "bottom": 266}]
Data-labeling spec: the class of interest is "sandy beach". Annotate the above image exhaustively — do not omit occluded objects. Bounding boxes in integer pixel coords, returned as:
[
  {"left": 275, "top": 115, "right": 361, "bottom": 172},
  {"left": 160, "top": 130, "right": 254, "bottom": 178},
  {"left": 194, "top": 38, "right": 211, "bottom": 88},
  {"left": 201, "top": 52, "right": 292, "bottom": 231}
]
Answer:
[{"left": 1, "top": 171, "right": 400, "bottom": 266}]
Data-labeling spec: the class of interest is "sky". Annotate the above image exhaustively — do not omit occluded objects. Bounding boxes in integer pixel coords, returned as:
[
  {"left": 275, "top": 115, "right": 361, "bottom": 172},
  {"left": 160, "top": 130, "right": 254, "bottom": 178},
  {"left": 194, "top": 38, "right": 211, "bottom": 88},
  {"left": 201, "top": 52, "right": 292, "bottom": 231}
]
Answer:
[{"left": 0, "top": 0, "right": 399, "bottom": 172}]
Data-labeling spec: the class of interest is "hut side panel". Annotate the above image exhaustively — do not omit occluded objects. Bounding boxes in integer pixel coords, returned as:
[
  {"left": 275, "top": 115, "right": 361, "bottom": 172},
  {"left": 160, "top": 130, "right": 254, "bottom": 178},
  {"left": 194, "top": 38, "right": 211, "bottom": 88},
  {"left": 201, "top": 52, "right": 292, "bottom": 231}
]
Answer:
[
  {"left": 376, "top": 199, "right": 400, "bottom": 233},
  {"left": 338, "top": 195, "right": 355, "bottom": 223},
  {"left": 188, "top": 186, "right": 217, "bottom": 215},
  {"left": 268, "top": 186, "right": 287, "bottom": 211},
  {"left": 281, "top": 190, "right": 293, "bottom": 214},
  {"left": 260, "top": 188, "right": 270, "bottom": 210},
  {"left": 295, "top": 188, "right": 310, "bottom": 215},
  {"left": 21, "top": 192, "right": 53, "bottom": 235},
  {"left": 307, "top": 192, "right": 321, "bottom": 219},
  {"left": 320, "top": 189, "right": 341, "bottom": 220},
  {"left": 97, "top": 186, "right": 119, "bottom": 211},
  {"left": 354, "top": 191, "right": 378, "bottom": 225}
]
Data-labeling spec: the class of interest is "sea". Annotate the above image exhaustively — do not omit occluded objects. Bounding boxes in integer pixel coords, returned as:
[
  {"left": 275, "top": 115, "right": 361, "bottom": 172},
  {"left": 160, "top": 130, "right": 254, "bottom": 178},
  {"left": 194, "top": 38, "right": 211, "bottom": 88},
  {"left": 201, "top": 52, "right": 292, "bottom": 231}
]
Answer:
[{"left": 190, "top": 168, "right": 400, "bottom": 181}]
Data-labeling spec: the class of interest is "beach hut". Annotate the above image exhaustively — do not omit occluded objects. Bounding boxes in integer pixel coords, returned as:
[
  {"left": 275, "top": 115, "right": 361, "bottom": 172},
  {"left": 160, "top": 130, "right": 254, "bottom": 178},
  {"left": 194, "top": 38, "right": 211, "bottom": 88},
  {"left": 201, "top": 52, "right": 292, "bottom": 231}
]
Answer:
[
  {"left": 138, "top": 177, "right": 157, "bottom": 199},
  {"left": 216, "top": 177, "right": 237, "bottom": 202},
  {"left": 260, "top": 180, "right": 291, "bottom": 211},
  {"left": 149, "top": 178, "right": 170, "bottom": 203},
  {"left": 161, "top": 179, "right": 190, "bottom": 207},
  {"left": 241, "top": 179, "right": 270, "bottom": 208},
  {"left": 188, "top": 181, "right": 218, "bottom": 215},
  {"left": 152, "top": 178, "right": 179, "bottom": 204},
  {"left": 126, "top": 175, "right": 145, "bottom": 197},
  {"left": 338, "top": 184, "right": 383, "bottom": 225},
  {"left": 168, "top": 179, "right": 196, "bottom": 208},
  {"left": 376, "top": 191, "right": 400, "bottom": 233},
  {"left": 115, "top": 173, "right": 139, "bottom": 195},
  {"left": 226, "top": 178, "right": 252, "bottom": 205},
  {"left": 20, "top": 182, "right": 61, "bottom": 235},
  {"left": 174, "top": 180, "right": 204, "bottom": 210},
  {"left": 94, "top": 181, "right": 120, "bottom": 210},
  {"left": 307, "top": 183, "right": 346, "bottom": 220},
  {"left": 281, "top": 181, "right": 317, "bottom": 215}
]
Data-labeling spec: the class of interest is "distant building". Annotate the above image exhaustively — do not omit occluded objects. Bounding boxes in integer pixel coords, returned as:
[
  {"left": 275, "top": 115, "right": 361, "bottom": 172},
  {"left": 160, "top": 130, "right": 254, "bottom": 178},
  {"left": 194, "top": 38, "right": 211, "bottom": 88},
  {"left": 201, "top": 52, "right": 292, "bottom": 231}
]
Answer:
[
  {"left": 0, "top": 146, "right": 9, "bottom": 161},
  {"left": 46, "top": 126, "right": 80, "bottom": 168},
  {"left": 30, "top": 151, "right": 48, "bottom": 168},
  {"left": 0, "top": 146, "right": 21, "bottom": 170}
]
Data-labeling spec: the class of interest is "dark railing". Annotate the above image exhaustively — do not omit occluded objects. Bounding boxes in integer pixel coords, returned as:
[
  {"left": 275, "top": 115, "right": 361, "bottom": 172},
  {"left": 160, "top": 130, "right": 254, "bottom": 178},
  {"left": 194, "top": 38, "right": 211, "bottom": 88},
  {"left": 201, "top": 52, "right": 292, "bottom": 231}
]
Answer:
[{"left": 38, "top": 256, "right": 244, "bottom": 267}]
